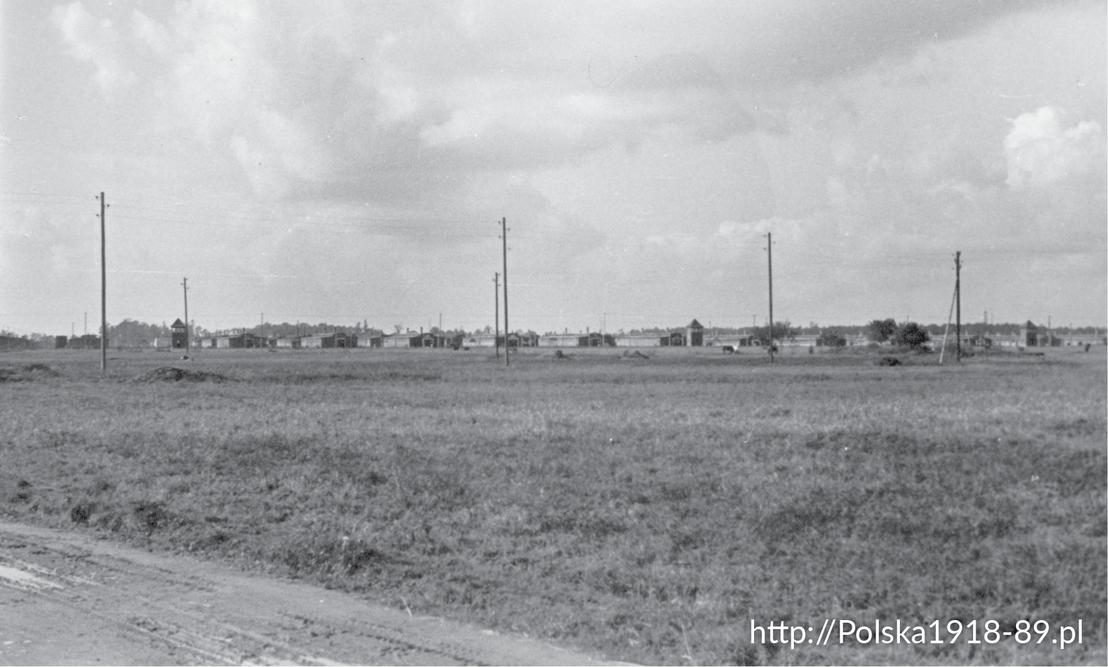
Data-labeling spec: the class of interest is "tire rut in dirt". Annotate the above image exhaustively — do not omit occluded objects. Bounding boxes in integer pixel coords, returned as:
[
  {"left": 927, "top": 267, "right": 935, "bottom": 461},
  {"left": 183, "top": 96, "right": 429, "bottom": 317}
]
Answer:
[{"left": 0, "top": 525, "right": 582, "bottom": 665}]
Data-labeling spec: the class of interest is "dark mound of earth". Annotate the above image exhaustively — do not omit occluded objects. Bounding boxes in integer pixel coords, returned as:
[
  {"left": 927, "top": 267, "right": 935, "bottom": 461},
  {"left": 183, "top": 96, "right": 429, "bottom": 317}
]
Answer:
[
  {"left": 0, "top": 363, "right": 61, "bottom": 382},
  {"left": 136, "top": 367, "right": 230, "bottom": 383}
]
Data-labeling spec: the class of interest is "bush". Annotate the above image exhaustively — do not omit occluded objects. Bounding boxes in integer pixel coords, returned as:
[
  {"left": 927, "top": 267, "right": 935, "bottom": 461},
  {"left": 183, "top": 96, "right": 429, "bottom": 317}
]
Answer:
[
  {"left": 818, "top": 330, "right": 847, "bottom": 348},
  {"left": 866, "top": 318, "right": 898, "bottom": 343},
  {"left": 894, "top": 322, "right": 931, "bottom": 349},
  {"left": 752, "top": 321, "right": 798, "bottom": 347}
]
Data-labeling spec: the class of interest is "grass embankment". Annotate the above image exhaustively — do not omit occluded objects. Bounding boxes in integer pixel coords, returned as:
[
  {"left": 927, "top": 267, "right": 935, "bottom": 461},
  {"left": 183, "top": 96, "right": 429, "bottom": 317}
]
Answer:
[{"left": 1, "top": 348, "right": 1104, "bottom": 664}]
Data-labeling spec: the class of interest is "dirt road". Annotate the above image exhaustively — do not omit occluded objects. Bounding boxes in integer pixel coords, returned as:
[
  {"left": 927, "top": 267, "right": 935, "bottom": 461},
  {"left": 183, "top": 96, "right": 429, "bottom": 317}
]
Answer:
[{"left": 0, "top": 520, "right": 618, "bottom": 665}]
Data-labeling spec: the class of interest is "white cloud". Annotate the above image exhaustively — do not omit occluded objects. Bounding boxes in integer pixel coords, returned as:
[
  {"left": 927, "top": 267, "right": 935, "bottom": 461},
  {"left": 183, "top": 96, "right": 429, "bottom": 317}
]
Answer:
[
  {"left": 1005, "top": 106, "right": 1105, "bottom": 190},
  {"left": 230, "top": 135, "right": 286, "bottom": 199},
  {"left": 51, "top": 2, "right": 137, "bottom": 90},
  {"left": 717, "top": 216, "right": 808, "bottom": 240},
  {"left": 0, "top": 205, "right": 98, "bottom": 331},
  {"left": 130, "top": 9, "right": 171, "bottom": 57},
  {"left": 25, "top": 1, "right": 1104, "bottom": 331}
]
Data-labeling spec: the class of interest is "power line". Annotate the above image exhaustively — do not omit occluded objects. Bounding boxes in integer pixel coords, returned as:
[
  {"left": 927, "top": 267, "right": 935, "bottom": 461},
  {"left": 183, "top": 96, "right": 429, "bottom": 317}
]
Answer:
[
  {"left": 1, "top": 192, "right": 596, "bottom": 246},
  {"left": 0, "top": 190, "right": 89, "bottom": 200}
]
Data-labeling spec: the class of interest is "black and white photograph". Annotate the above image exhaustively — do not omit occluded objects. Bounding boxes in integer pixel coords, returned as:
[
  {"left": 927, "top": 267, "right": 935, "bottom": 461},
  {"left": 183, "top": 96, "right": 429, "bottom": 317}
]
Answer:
[{"left": 1, "top": 1, "right": 1105, "bottom": 664}]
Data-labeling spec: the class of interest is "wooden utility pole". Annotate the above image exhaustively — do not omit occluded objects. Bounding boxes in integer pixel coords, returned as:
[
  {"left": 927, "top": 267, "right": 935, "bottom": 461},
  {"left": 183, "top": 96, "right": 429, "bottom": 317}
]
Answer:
[
  {"left": 182, "top": 278, "right": 190, "bottom": 357},
  {"left": 99, "top": 192, "right": 107, "bottom": 375},
  {"left": 493, "top": 272, "right": 500, "bottom": 360},
  {"left": 766, "top": 232, "right": 774, "bottom": 363},
  {"left": 501, "top": 217, "right": 510, "bottom": 367},
  {"left": 939, "top": 284, "right": 956, "bottom": 365},
  {"left": 954, "top": 251, "right": 962, "bottom": 362}
]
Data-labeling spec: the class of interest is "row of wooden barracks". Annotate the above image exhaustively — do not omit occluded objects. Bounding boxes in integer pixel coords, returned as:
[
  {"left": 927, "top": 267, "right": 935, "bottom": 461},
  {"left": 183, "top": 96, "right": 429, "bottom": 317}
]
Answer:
[
  {"left": 167, "top": 319, "right": 784, "bottom": 350},
  {"left": 160, "top": 318, "right": 1092, "bottom": 352}
]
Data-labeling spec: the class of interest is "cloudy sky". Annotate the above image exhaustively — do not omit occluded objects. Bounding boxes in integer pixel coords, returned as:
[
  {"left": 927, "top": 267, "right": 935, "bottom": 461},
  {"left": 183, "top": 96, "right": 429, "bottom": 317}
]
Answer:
[{"left": 1, "top": 1, "right": 1104, "bottom": 335}]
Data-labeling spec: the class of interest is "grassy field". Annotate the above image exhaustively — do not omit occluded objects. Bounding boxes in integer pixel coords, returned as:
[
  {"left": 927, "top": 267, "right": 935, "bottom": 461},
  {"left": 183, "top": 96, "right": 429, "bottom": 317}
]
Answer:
[{"left": 1, "top": 345, "right": 1104, "bottom": 665}]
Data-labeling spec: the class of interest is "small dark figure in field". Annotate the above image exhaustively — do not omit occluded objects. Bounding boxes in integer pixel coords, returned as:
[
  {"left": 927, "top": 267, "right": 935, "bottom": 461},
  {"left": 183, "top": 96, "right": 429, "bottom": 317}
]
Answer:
[{"left": 1085, "top": 343, "right": 1091, "bottom": 352}]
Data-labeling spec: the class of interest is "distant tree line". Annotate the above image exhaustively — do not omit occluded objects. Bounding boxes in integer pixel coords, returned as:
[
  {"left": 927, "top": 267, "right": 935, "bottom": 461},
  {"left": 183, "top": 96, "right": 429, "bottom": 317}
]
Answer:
[
  {"left": 866, "top": 318, "right": 931, "bottom": 349},
  {"left": 11, "top": 317, "right": 1102, "bottom": 348}
]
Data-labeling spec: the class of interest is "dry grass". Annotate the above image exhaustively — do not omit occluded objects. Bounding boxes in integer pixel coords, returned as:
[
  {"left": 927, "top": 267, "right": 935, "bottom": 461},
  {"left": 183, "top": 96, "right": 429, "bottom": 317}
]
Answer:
[{"left": 0, "top": 346, "right": 1104, "bottom": 664}]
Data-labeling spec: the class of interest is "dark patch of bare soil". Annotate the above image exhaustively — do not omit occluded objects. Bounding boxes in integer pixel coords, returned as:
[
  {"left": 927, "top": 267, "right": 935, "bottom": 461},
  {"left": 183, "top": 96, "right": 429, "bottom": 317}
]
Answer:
[{"left": 135, "top": 367, "right": 230, "bottom": 383}]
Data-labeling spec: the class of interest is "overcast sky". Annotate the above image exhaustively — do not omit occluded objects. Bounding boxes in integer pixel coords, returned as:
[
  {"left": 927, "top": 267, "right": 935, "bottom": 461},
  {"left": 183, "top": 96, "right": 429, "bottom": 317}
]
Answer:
[{"left": 2, "top": 1, "right": 1105, "bottom": 335}]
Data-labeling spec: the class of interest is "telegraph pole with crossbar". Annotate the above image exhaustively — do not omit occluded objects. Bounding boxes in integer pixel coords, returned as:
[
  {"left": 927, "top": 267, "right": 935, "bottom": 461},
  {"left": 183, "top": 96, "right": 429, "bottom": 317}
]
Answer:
[
  {"left": 493, "top": 272, "right": 500, "bottom": 360},
  {"left": 181, "top": 277, "right": 190, "bottom": 358},
  {"left": 500, "top": 217, "right": 510, "bottom": 367},
  {"left": 766, "top": 232, "right": 774, "bottom": 364},
  {"left": 99, "top": 192, "right": 107, "bottom": 375},
  {"left": 954, "top": 251, "right": 962, "bottom": 362}
]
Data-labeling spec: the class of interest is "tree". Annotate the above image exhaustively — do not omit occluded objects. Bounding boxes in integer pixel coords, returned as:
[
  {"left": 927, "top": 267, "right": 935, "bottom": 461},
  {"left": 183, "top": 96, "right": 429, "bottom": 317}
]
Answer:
[
  {"left": 817, "top": 329, "right": 847, "bottom": 348},
  {"left": 866, "top": 318, "right": 898, "bottom": 343},
  {"left": 752, "top": 321, "right": 798, "bottom": 347},
  {"left": 894, "top": 321, "right": 931, "bottom": 349}
]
